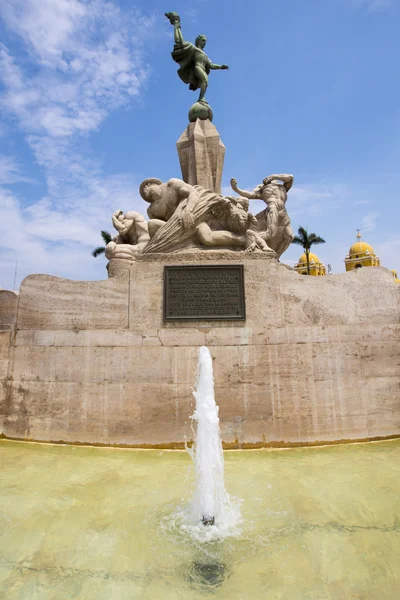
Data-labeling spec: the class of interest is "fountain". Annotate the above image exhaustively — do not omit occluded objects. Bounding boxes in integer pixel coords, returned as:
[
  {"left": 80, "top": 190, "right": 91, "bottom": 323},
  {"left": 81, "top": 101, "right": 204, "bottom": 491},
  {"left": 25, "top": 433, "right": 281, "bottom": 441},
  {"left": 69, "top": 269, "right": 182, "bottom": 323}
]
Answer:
[
  {"left": 0, "top": 7, "right": 399, "bottom": 598},
  {"left": 186, "top": 346, "right": 241, "bottom": 533}
]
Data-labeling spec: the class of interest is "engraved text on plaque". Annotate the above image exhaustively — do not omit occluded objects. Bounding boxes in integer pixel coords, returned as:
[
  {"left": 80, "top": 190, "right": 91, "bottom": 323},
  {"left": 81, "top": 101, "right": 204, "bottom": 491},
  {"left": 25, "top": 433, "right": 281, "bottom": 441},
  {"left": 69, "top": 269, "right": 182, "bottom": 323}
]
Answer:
[{"left": 164, "top": 265, "right": 245, "bottom": 321}]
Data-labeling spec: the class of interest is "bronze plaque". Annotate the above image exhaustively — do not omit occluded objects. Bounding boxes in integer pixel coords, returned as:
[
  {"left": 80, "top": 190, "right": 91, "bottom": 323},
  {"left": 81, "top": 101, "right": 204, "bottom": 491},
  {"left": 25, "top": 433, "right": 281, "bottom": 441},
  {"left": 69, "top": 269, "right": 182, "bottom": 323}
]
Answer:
[{"left": 164, "top": 265, "right": 245, "bottom": 321}]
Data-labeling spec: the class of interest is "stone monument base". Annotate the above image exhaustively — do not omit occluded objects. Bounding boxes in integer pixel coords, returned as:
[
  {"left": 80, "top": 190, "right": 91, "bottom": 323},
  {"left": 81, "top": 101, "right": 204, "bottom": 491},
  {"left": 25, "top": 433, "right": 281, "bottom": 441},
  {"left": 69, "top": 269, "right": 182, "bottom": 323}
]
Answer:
[{"left": 1, "top": 255, "right": 399, "bottom": 448}]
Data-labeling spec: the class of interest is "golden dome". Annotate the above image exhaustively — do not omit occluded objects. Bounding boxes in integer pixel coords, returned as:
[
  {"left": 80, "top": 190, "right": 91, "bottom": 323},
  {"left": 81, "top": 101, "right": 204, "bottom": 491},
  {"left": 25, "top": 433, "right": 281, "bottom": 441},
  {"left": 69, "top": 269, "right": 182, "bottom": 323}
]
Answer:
[
  {"left": 345, "top": 232, "right": 380, "bottom": 271},
  {"left": 298, "top": 252, "right": 321, "bottom": 264},
  {"left": 348, "top": 233, "right": 375, "bottom": 257}
]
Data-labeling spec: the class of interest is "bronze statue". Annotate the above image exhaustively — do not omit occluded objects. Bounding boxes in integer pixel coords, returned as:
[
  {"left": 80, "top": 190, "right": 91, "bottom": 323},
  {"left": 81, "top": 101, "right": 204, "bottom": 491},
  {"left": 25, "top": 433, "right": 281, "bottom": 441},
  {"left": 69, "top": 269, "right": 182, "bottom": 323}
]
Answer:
[{"left": 165, "top": 11, "right": 228, "bottom": 121}]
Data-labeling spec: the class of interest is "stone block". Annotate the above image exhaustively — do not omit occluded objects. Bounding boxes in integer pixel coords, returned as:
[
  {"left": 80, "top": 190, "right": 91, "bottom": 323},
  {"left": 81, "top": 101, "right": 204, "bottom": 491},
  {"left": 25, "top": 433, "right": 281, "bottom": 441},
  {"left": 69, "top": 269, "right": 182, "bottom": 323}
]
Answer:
[
  {"left": 0, "top": 382, "right": 5, "bottom": 432},
  {"left": 18, "top": 330, "right": 144, "bottom": 347},
  {"left": 287, "top": 326, "right": 330, "bottom": 344},
  {"left": 158, "top": 328, "right": 205, "bottom": 347},
  {"left": 310, "top": 342, "right": 362, "bottom": 382},
  {"left": 33, "top": 330, "right": 56, "bottom": 346},
  {"left": 15, "top": 330, "right": 34, "bottom": 346},
  {"left": 0, "top": 360, "right": 8, "bottom": 379},
  {"left": 17, "top": 275, "right": 129, "bottom": 330},
  {"left": 0, "top": 331, "right": 11, "bottom": 361},
  {"left": 46, "top": 346, "right": 175, "bottom": 384},
  {"left": 336, "top": 324, "right": 387, "bottom": 343},
  {"left": 363, "top": 377, "right": 400, "bottom": 416},
  {"left": 205, "top": 327, "right": 252, "bottom": 347},
  {"left": 359, "top": 341, "right": 400, "bottom": 378},
  {"left": 280, "top": 265, "right": 399, "bottom": 326},
  {"left": 171, "top": 346, "right": 204, "bottom": 385},
  {"left": 381, "top": 324, "right": 400, "bottom": 341},
  {"left": 0, "top": 290, "right": 18, "bottom": 330},
  {"left": 12, "top": 346, "right": 57, "bottom": 382},
  {"left": 142, "top": 332, "right": 162, "bottom": 346}
]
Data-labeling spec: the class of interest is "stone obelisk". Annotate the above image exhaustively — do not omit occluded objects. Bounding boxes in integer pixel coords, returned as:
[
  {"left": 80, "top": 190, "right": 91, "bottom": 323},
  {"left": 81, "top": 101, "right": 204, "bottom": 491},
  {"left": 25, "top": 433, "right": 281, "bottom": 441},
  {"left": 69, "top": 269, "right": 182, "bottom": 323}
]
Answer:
[{"left": 177, "top": 119, "right": 225, "bottom": 194}]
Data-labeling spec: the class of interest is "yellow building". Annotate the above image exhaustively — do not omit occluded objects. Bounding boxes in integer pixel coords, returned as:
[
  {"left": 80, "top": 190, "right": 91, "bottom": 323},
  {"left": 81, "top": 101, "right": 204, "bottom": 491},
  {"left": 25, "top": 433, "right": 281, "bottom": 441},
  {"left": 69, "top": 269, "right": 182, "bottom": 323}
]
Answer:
[
  {"left": 391, "top": 270, "right": 400, "bottom": 283},
  {"left": 344, "top": 233, "right": 380, "bottom": 271},
  {"left": 294, "top": 252, "right": 326, "bottom": 276}
]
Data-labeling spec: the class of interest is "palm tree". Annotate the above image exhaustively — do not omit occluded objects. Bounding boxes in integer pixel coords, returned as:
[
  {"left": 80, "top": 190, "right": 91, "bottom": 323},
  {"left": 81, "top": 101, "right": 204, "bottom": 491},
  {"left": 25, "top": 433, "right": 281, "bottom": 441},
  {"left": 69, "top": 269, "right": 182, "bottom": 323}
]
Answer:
[
  {"left": 292, "top": 226, "right": 326, "bottom": 275},
  {"left": 92, "top": 230, "right": 112, "bottom": 257}
]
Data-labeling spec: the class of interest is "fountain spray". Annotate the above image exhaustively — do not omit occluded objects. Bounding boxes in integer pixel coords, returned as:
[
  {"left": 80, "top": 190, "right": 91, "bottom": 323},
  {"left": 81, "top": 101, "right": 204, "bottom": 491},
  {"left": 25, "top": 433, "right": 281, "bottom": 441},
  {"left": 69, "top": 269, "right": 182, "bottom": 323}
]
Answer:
[{"left": 189, "top": 346, "right": 231, "bottom": 527}]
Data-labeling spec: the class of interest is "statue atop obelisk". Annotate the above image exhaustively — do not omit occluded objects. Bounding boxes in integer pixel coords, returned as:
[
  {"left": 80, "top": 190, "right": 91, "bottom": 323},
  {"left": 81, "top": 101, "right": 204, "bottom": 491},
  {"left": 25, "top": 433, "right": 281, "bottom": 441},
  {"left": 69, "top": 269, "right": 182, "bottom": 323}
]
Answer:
[
  {"left": 165, "top": 11, "right": 229, "bottom": 123},
  {"left": 165, "top": 11, "right": 228, "bottom": 193}
]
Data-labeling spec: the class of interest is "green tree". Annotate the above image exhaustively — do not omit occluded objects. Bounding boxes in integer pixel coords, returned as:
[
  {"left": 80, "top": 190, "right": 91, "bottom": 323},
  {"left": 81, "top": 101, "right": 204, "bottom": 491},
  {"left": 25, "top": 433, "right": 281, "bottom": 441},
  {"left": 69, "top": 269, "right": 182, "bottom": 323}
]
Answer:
[
  {"left": 92, "top": 230, "right": 112, "bottom": 258},
  {"left": 292, "top": 226, "right": 326, "bottom": 275}
]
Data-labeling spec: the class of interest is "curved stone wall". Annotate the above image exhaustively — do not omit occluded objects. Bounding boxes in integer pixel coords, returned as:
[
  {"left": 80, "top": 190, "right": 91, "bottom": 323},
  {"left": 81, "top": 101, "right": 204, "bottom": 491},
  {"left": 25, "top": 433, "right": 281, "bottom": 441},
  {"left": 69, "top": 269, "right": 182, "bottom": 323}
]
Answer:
[{"left": 1, "top": 256, "right": 399, "bottom": 447}]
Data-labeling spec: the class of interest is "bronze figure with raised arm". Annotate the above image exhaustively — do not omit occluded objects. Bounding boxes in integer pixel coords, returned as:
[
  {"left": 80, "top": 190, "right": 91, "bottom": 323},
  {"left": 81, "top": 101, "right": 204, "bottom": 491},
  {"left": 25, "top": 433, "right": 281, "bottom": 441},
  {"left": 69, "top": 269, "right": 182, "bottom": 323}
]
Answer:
[
  {"left": 230, "top": 174, "right": 295, "bottom": 258},
  {"left": 165, "top": 11, "right": 228, "bottom": 105}
]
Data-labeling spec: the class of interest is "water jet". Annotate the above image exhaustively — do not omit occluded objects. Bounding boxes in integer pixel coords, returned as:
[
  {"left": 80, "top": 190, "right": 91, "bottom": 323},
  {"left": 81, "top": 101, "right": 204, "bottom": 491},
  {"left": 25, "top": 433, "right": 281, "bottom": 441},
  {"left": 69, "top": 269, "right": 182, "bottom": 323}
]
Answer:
[{"left": 187, "top": 346, "right": 240, "bottom": 532}]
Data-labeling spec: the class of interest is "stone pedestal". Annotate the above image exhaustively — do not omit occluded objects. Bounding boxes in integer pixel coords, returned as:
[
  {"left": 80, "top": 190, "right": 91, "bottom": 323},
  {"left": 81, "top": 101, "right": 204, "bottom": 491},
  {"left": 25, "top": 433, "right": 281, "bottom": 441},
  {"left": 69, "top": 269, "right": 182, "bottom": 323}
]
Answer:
[{"left": 176, "top": 119, "right": 225, "bottom": 193}]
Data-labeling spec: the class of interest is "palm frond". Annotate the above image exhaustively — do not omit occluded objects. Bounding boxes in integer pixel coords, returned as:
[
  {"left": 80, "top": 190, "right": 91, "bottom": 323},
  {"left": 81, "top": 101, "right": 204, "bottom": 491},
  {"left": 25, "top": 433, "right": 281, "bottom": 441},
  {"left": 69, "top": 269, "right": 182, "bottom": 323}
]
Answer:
[
  {"left": 92, "top": 247, "right": 105, "bottom": 257},
  {"left": 308, "top": 234, "right": 325, "bottom": 245},
  {"left": 297, "top": 226, "right": 308, "bottom": 239},
  {"left": 292, "top": 237, "right": 305, "bottom": 246},
  {"left": 101, "top": 230, "right": 112, "bottom": 244}
]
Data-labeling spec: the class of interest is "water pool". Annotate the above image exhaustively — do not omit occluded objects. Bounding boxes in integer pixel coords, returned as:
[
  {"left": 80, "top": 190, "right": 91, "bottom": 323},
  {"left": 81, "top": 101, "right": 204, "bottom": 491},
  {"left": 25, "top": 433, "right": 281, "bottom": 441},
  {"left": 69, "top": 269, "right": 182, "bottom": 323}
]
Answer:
[{"left": 1, "top": 439, "right": 399, "bottom": 599}]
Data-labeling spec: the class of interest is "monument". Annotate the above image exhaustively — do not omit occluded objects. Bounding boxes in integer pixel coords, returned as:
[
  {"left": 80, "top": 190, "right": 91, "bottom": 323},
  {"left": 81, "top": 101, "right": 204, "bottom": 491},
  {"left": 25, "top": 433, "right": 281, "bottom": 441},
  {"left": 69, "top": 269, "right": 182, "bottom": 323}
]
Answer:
[
  {"left": 102, "top": 13, "right": 294, "bottom": 297},
  {"left": 0, "top": 12, "right": 399, "bottom": 450}
]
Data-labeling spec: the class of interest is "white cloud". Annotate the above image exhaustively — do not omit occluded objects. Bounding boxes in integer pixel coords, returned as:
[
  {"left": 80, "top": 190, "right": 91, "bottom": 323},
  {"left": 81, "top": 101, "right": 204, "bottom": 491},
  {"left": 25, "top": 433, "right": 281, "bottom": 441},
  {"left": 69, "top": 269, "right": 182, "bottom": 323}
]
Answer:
[
  {"left": 353, "top": 199, "right": 370, "bottom": 206},
  {"left": 376, "top": 237, "right": 400, "bottom": 270},
  {"left": 184, "top": 8, "right": 198, "bottom": 23},
  {"left": 0, "top": 0, "right": 156, "bottom": 289},
  {"left": 0, "top": 1, "right": 153, "bottom": 137},
  {"left": 361, "top": 211, "right": 380, "bottom": 232},
  {"left": 289, "top": 182, "right": 349, "bottom": 216},
  {"left": 0, "top": 174, "right": 147, "bottom": 290},
  {"left": 0, "top": 0, "right": 87, "bottom": 68},
  {"left": 223, "top": 180, "right": 349, "bottom": 218},
  {"left": 0, "top": 155, "right": 36, "bottom": 185}
]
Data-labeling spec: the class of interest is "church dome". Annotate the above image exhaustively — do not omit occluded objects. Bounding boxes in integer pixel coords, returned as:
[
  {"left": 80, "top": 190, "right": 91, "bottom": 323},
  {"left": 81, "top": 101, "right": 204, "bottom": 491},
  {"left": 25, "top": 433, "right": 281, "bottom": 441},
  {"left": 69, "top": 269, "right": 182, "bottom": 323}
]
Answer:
[
  {"left": 294, "top": 251, "right": 326, "bottom": 276},
  {"left": 298, "top": 252, "right": 321, "bottom": 264},
  {"left": 344, "top": 232, "right": 380, "bottom": 271},
  {"left": 348, "top": 240, "right": 374, "bottom": 257}
]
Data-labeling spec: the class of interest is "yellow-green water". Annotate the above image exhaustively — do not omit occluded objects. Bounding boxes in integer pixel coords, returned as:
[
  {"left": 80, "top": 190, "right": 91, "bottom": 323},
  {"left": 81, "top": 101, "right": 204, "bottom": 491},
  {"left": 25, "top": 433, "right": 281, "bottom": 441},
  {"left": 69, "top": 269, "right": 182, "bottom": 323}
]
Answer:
[{"left": 1, "top": 439, "right": 399, "bottom": 599}]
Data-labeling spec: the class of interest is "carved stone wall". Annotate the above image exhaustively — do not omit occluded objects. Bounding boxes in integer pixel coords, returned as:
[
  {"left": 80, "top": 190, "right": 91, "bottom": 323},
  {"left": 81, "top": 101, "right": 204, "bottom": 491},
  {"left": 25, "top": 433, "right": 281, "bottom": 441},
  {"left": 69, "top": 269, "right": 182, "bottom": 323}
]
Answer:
[{"left": 1, "top": 256, "right": 399, "bottom": 447}]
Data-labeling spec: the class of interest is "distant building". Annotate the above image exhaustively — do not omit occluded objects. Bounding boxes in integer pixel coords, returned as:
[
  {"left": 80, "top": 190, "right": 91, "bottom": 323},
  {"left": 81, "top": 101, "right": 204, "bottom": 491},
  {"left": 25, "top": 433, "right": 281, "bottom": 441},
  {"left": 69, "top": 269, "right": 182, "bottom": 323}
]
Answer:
[
  {"left": 292, "top": 231, "right": 398, "bottom": 280},
  {"left": 391, "top": 270, "right": 400, "bottom": 283},
  {"left": 294, "top": 252, "right": 326, "bottom": 276},
  {"left": 344, "top": 232, "right": 380, "bottom": 271}
]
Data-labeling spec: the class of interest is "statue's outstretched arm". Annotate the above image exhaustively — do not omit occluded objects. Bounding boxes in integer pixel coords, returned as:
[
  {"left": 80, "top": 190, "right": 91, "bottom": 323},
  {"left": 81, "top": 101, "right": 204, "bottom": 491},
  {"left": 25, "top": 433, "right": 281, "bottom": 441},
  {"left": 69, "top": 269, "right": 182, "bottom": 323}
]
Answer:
[
  {"left": 264, "top": 174, "right": 294, "bottom": 192},
  {"left": 230, "top": 177, "right": 260, "bottom": 200},
  {"left": 210, "top": 63, "right": 229, "bottom": 70},
  {"left": 165, "top": 12, "right": 184, "bottom": 46}
]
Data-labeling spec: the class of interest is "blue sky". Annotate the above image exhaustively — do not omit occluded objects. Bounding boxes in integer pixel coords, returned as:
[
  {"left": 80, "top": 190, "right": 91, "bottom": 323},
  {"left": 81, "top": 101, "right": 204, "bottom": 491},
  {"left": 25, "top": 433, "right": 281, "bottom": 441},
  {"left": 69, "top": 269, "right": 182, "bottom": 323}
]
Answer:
[{"left": 0, "top": 0, "right": 399, "bottom": 289}]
